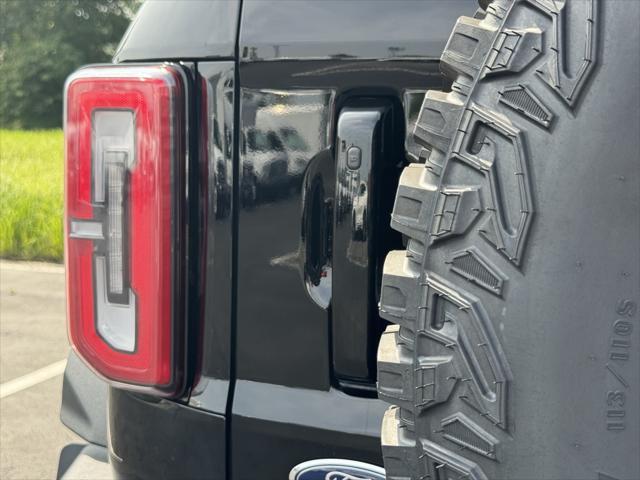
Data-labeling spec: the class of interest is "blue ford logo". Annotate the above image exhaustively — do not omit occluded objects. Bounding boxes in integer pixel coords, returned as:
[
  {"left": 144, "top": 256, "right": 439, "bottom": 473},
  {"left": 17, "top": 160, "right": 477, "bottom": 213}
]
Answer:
[{"left": 289, "top": 459, "right": 386, "bottom": 480}]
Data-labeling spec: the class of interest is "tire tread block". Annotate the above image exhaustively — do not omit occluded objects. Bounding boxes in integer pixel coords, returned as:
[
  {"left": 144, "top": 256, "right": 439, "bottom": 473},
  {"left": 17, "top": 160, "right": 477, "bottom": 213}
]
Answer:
[
  {"left": 391, "top": 164, "right": 439, "bottom": 242},
  {"left": 414, "top": 91, "right": 464, "bottom": 153},
  {"left": 441, "top": 16, "right": 499, "bottom": 82}
]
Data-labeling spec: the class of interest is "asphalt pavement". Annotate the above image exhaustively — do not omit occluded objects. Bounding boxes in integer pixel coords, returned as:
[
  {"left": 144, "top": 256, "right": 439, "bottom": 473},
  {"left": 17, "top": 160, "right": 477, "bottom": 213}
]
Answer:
[{"left": 0, "top": 260, "right": 80, "bottom": 480}]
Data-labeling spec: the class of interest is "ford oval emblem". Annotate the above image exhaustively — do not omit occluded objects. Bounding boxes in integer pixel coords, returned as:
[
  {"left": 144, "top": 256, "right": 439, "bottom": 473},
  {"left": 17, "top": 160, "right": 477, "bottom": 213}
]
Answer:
[{"left": 289, "top": 459, "right": 386, "bottom": 480}]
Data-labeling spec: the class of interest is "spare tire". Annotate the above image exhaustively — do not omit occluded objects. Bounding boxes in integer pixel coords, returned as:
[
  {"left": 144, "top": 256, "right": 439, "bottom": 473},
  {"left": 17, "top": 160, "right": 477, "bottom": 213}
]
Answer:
[{"left": 377, "top": 1, "right": 640, "bottom": 479}]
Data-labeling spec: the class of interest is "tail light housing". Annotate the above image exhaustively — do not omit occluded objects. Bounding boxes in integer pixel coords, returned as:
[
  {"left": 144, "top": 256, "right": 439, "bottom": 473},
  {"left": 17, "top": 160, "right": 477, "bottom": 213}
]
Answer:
[{"left": 64, "top": 64, "right": 187, "bottom": 396}]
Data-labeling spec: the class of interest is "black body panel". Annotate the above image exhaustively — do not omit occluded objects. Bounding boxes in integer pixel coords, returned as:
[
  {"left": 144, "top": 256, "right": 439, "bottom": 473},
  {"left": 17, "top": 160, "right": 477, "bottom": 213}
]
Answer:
[
  {"left": 189, "top": 62, "right": 236, "bottom": 416},
  {"left": 232, "top": 381, "right": 386, "bottom": 478},
  {"left": 236, "top": 83, "right": 334, "bottom": 391},
  {"left": 109, "top": 389, "right": 226, "bottom": 480},
  {"left": 60, "top": 351, "right": 108, "bottom": 447}
]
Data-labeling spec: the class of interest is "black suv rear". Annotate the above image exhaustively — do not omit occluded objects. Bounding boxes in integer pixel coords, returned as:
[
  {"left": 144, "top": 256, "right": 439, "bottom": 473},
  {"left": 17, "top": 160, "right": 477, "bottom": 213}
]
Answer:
[
  {"left": 59, "top": 2, "right": 475, "bottom": 478},
  {"left": 59, "top": 1, "right": 640, "bottom": 479}
]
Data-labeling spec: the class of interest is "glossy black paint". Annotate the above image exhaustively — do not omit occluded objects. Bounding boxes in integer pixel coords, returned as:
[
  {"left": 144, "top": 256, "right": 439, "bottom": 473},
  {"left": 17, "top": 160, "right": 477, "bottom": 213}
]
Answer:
[
  {"left": 234, "top": 58, "right": 449, "bottom": 394},
  {"left": 300, "top": 148, "right": 334, "bottom": 310},
  {"left": 333, "top": 99, "right": 403, "bottom": 384},
  {"left": 80, "top": 1, "right": 480, "bottom": 479},
  {"left": 60, "top": 351, "right": 108, "bottom": 447},
  {"left": 232, "top": 382, "right": 386, "bottom": 478},
  {"left": 189, "top": 62, "right": 236, "bottom": 415},
  {"left": 237, "top": 85, "right": 334, "bottom": 391},
  {"left": 109, "top": 389, "right": 226, "bottom": 480}
]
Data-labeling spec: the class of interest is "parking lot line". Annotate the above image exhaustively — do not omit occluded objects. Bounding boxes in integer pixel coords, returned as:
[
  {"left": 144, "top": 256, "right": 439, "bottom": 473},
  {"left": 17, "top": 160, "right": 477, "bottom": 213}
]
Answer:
[
  {"left": 0, "top": 259, "right": 64, "bottom": 274},
  {"left": 0, "top": 359, "right": 67, "bottom": 399}
]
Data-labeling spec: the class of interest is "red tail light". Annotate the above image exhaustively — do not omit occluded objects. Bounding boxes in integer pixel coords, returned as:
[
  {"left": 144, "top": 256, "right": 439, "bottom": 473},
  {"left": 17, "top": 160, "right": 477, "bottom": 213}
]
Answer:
[{"left": 64, "top": 64, "right": 186, "bottom": 396}]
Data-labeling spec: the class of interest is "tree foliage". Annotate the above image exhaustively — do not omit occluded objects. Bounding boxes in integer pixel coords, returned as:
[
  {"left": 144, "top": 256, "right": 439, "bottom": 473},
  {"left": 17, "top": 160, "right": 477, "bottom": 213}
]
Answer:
[{"left": 0, "top": 0, "right": 140, "bottom": 129}]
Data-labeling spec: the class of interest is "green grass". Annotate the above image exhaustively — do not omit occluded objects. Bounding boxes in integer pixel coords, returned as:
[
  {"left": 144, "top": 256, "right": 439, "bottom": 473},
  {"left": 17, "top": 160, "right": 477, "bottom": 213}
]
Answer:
[{"left": 0, "top": 129, "right": 63, "bottom": 261}]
